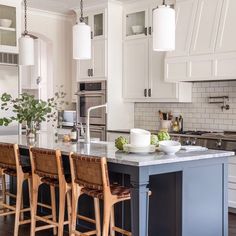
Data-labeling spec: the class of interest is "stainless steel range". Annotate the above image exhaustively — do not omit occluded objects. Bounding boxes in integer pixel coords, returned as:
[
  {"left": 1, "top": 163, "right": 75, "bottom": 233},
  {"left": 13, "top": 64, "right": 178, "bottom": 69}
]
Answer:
[{"left": 171, "top": 131, "right": 236, "bottom": 152}]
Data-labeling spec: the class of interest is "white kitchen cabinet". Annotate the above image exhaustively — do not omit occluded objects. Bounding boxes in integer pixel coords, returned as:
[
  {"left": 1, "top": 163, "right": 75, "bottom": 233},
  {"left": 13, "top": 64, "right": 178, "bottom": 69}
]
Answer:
[
  {"left": 190, "top": 0, "right": 223, "bottom": 55},
  {"left": 216, "top": 0, "right": 236, "bottom": 53},
  {"left": 123, "top": 1, "right": 192, "bottom": 103},
  {"left": 167, "top": 0, "right": 198, "bottom": 58},
  {"left": 77, "top": 10, "right": 107, "bottom": 81},
  {"left": 124, "top": 6, "right": 149, "bottom": 41},
  {"left": 123, "top": 38, "right": 149, "bottom": 99},
  {"left": 77, "top": 39, "right": 107, "bottom": 81},
  {"left": 0, "top": 0, "right": 21, "bottom": 53}
]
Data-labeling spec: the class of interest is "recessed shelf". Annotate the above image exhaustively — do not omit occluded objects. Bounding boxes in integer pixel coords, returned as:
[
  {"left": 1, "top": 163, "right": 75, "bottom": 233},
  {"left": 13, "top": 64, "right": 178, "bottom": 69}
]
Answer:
[{"left": 0, "top": 26, "right": 16, "bottom": 32}]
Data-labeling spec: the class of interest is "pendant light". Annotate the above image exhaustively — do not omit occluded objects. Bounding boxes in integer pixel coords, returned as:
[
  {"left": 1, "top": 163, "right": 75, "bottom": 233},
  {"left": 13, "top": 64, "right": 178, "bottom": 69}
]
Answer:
[
  {"left": 19, "top": 0, "right": 34, "bottom": 66},
  {"left": 73, "top": 0, "right": 91, "bottom": 60},
  {"left": 153, "top": 0, "right": 175, "bottom": 51}
]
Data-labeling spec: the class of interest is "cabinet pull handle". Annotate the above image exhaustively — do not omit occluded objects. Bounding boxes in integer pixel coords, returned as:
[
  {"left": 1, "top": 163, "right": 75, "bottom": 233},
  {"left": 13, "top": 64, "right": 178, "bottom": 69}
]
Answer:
[
  {"left": 91, "top": 69, "right": 94, "bottom": 77},
  {"left": 148, "top": 89, "right": 152, "bottom": 97},
  {"left": 88, "top": 69, "right": 91, "bottom": 77},
  {"left": 144, "top": 89, "right": 147, "bottom": 97},
  {"left": 91, "top": 31, "right": 94, "bottom": 39},
  {"left": 149, "top": 27, "right": 152, "bottom": 35},
  {"left": 144, "top": 27, "right": 148, "bottom": 36}
]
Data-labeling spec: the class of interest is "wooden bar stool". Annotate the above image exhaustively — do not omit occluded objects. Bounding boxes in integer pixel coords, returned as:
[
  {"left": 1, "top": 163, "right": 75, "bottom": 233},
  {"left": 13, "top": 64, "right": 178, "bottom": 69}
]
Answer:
[
  {"left": 0, "top": 143, "right": 32, "bottom": 236},
  {"left": 70, "top": 153, "right": 132, "bottom": 236},
  {"left": 29, "top": 147, "right": 72, "bottom": 236}
]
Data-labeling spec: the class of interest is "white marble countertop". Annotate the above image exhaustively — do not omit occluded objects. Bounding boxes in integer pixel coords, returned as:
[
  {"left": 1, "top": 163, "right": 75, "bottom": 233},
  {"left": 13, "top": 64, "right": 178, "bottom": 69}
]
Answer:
[{"left": 0, "top": 133, "right": 234, "bottom": 167}]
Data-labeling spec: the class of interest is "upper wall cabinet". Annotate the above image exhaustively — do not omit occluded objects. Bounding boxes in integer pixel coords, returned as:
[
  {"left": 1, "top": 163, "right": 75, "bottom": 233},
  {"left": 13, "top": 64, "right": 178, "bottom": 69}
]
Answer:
[
  {"left": 0, "top": 0, "right": 21, "bottom": 53},
  {"left": 165, "top": 0, "right": 236, "bottom": 82},
  {"left": 77, "top": 9, "right": 107, "bottom": 81},
  {"left": 124, "top": 7, "right": 149, "bottom": 40},
  {"left": 123, "top": 1, "right": 192, "bottom": 103}
]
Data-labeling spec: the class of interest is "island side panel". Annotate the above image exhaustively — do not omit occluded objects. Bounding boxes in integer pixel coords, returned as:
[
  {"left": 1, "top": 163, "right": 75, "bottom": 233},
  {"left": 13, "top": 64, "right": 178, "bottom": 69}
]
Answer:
[{"left": 182, "top": 158, "right": 228, "bottom": 236}]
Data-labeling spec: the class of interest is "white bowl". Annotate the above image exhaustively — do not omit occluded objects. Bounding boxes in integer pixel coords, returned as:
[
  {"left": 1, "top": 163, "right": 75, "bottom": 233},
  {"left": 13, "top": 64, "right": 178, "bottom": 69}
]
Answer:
[
  {"left": 130, "top": 129, "right": 151, "bottom": 147},
  {"left": 159, "top": 140, "right": 181, "bottom": 155},
  {"left": 0, "top": 19, "right": 12, "bottom": 28},
  {"left": 132, "top": 25, "right": 144, "bottom": 34}
]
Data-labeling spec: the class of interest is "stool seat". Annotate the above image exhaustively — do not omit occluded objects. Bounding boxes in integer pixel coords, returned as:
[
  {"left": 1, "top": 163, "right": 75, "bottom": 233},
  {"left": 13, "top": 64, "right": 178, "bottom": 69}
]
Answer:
[
  {"left": 41, "top": 174, "right": 72, "bottom": 186},
  {"left": 82, "top": 184, "right": 131, "bottom": 200},
  {"left": 4, "top": 166, "right": 31, "bottom": 176}
]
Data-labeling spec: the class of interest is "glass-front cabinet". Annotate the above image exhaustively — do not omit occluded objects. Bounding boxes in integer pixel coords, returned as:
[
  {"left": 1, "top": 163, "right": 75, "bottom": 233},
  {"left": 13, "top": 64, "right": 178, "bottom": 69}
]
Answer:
[
  {"left": 0, "top": 0, "right": 21, "bottom": 53},
  {"left": 124, "top": 7, "right": 148, "bottom": 40},
  {"left": 82, "top": 9, "right": 106, "bottom": 39}
]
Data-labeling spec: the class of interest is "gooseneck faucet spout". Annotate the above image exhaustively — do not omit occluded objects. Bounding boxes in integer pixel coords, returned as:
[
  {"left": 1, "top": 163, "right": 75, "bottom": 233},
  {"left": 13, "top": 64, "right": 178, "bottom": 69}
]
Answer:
[{"left": 85, "top": 103, "right": 107, "bottom": 144}]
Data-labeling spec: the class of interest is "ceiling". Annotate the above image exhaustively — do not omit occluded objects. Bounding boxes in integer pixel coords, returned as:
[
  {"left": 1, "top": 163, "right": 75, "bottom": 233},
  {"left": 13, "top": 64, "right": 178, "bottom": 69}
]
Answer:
[{"left": 28, "top": 0, "right": 129, "bottom": 14}]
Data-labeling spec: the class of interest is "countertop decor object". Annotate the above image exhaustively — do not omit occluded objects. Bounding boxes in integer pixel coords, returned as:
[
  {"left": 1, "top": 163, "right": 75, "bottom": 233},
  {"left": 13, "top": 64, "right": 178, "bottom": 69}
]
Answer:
[
  {"left": 0, "top": 19, "right": 12, "bottom": 28},
  {"left": 159, "top": 140, "right": 181, "bottom": 155},
  {"left": 130, "top": 129, "right": 151, "bottom": 147},
  {"left": 123, "top": 144, "right": 156, "bottom": 154},
  {"left": 0, "top": 86, "right": 68, "bottom": 140}
]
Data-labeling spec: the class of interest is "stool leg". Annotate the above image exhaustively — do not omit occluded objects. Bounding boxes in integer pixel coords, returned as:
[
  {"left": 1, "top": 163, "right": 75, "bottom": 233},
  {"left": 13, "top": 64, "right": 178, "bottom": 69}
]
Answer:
[
  {"left": 50, "top": 186, "right": 57, "bottom": 236},
  {"left": 58, "top": 186, "right": 66, "bottom": 236},
  {"left": 110, "top": 205, "right": 115, "bottom": 236},
  {"left": 102, "top": 200, "right": 112, "bottom": 236},
  {"left": 20, "top": 189, "right": 24, "bottom": 221},
  {"left": 2, "top": 174, "right": 7, "bottom": 219},
  {"left": 71, "top": 186, "right": 80, "bottom": 236},
  {"left": 14, "top": 174, "right": 23, "bottom": 236},
  {"left": 94, "top": 198, "right": 101, "bottom": 236},
  {"left": 67, "top": 190, "right": 72, "bottom": 235},
  {"left": 30, "top": 177, "right": 40, "bottom": 236}
]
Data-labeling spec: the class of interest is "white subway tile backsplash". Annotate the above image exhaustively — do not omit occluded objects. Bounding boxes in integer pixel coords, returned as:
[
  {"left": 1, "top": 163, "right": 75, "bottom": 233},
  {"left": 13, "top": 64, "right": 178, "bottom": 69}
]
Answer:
[{"left": 134, "top": 81, "right": 236, "bottom": 132}]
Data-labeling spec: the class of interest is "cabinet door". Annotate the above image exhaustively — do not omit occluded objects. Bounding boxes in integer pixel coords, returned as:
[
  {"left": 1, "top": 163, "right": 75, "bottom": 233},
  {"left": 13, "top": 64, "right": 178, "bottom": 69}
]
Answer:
[
  {"left": 124, "top": 7, "right": 149, "bottom": 40},
  {"left": 123, "top": 38, "right": 149, "bottom": 99},
  {"left": 216, "top": 0, "right": 236, "bottom": 53},
  {"left": 190, "top": 0, "right": 223, "bottom": 55},
  {"left": 92, "top": 39, "right": 106, "bottom": 78},
  {"left": 149, "top": 39, "right": 178, "bottom": 99},
  {"left": 167, "top": 0, "right": 198, "bottom": 57},
  {"left": 0, "top": 0, "right": 20, "bottom": 53},
  {"left": 92, "top": 10, "right": 106, "bottom": 39}
]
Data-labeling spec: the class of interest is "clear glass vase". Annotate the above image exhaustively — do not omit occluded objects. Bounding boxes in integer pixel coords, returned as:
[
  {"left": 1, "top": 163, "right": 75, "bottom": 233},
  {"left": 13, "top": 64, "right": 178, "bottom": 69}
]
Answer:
[{"left": 26, "top": 121, "right": 36, "bottom": 141}]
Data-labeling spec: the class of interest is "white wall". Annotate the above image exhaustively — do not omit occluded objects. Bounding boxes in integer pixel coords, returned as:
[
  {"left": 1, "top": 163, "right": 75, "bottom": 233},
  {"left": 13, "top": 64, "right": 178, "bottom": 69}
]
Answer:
[{"left": 26, "top": 8, "right": 74, "bottom": 107}]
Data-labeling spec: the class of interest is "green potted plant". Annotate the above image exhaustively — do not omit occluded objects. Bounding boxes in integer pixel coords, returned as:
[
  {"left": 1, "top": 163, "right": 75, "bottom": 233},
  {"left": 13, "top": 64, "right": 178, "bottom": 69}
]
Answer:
[{"left": 0, "top": 87, "right": 68, "bottom": 139}]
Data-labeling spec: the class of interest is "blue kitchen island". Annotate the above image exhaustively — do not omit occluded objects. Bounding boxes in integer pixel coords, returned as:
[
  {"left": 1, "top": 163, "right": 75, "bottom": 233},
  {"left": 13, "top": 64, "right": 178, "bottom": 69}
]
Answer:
[{"left": 0, "top": 133, "right": 234, "bottom": 236}]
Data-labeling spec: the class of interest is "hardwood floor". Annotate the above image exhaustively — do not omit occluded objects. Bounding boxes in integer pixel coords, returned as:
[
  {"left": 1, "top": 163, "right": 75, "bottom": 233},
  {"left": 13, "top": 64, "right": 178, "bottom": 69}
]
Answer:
[{"left": 0, "top": 214, "right": 235, "bottom": 235}]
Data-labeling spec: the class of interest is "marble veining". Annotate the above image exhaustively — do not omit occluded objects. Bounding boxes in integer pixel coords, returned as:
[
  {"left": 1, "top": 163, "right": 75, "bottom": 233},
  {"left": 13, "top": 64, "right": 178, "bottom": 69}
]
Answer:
[{"left": 0, "top": 132, "right": 234, "bottom": 167}]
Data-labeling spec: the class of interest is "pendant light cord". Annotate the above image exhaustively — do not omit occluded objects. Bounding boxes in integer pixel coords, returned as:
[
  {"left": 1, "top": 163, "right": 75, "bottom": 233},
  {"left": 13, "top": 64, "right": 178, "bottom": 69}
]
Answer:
[
  {"left": 24, "top": 0, "right": 28, "bottom": 35},
  {"left": 79, "top": 0, "right": 84, "bottom": 23}
]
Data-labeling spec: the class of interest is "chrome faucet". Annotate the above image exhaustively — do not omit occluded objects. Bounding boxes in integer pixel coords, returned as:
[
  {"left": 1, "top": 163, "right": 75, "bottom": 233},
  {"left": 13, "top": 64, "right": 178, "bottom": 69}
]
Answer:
[{"left": 85, "top": 103, "right": 107, "bottom": 144}]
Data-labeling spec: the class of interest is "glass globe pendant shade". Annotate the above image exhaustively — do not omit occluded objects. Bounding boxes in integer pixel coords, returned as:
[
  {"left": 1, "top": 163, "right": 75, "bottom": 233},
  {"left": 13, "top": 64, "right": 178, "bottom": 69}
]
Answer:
[
  {"left": 19, "top": 35, "right": 34, "bottom": 66},
  {"left": 73, "top": 22, "right": 91, "bottom": 60},
  {"left": 153, "top": 5, "right": 175, "bottom": 51}
]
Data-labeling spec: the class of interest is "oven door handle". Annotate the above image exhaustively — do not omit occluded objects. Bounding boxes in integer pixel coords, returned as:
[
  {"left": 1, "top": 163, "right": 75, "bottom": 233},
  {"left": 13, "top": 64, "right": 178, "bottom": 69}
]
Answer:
[{"left": 75, "top": 91, "right": 105, "bottom": 96}]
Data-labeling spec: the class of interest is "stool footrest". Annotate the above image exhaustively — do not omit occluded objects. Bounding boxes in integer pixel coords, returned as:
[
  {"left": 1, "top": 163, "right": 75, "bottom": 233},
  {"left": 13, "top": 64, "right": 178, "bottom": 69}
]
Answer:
[
  {"left": 72, "top": 230, "right": 97, "bottom": 236},
  {"left": 35, "top": 224, "right": 57, "bottom": 232},
  {"left": 19, "top": 219, "right": 31, "bottom": 225},
  {"left": 38, "top": 202, "right": 52, "bottom": 210},
  {"left": 5, "top": 192, "right": 16, "bottom": 198},
  {"left": 112, "top": 226, "right": 132, "bottom": 236},
  {"left": 77, "top": 214, "right": 96, "bottom": 224}
]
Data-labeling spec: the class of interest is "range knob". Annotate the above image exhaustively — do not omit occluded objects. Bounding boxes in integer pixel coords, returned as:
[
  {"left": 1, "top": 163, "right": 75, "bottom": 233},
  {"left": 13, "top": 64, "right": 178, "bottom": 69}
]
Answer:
[{"left": 190, "top": 138, "right": 197, "bottom": 145}]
